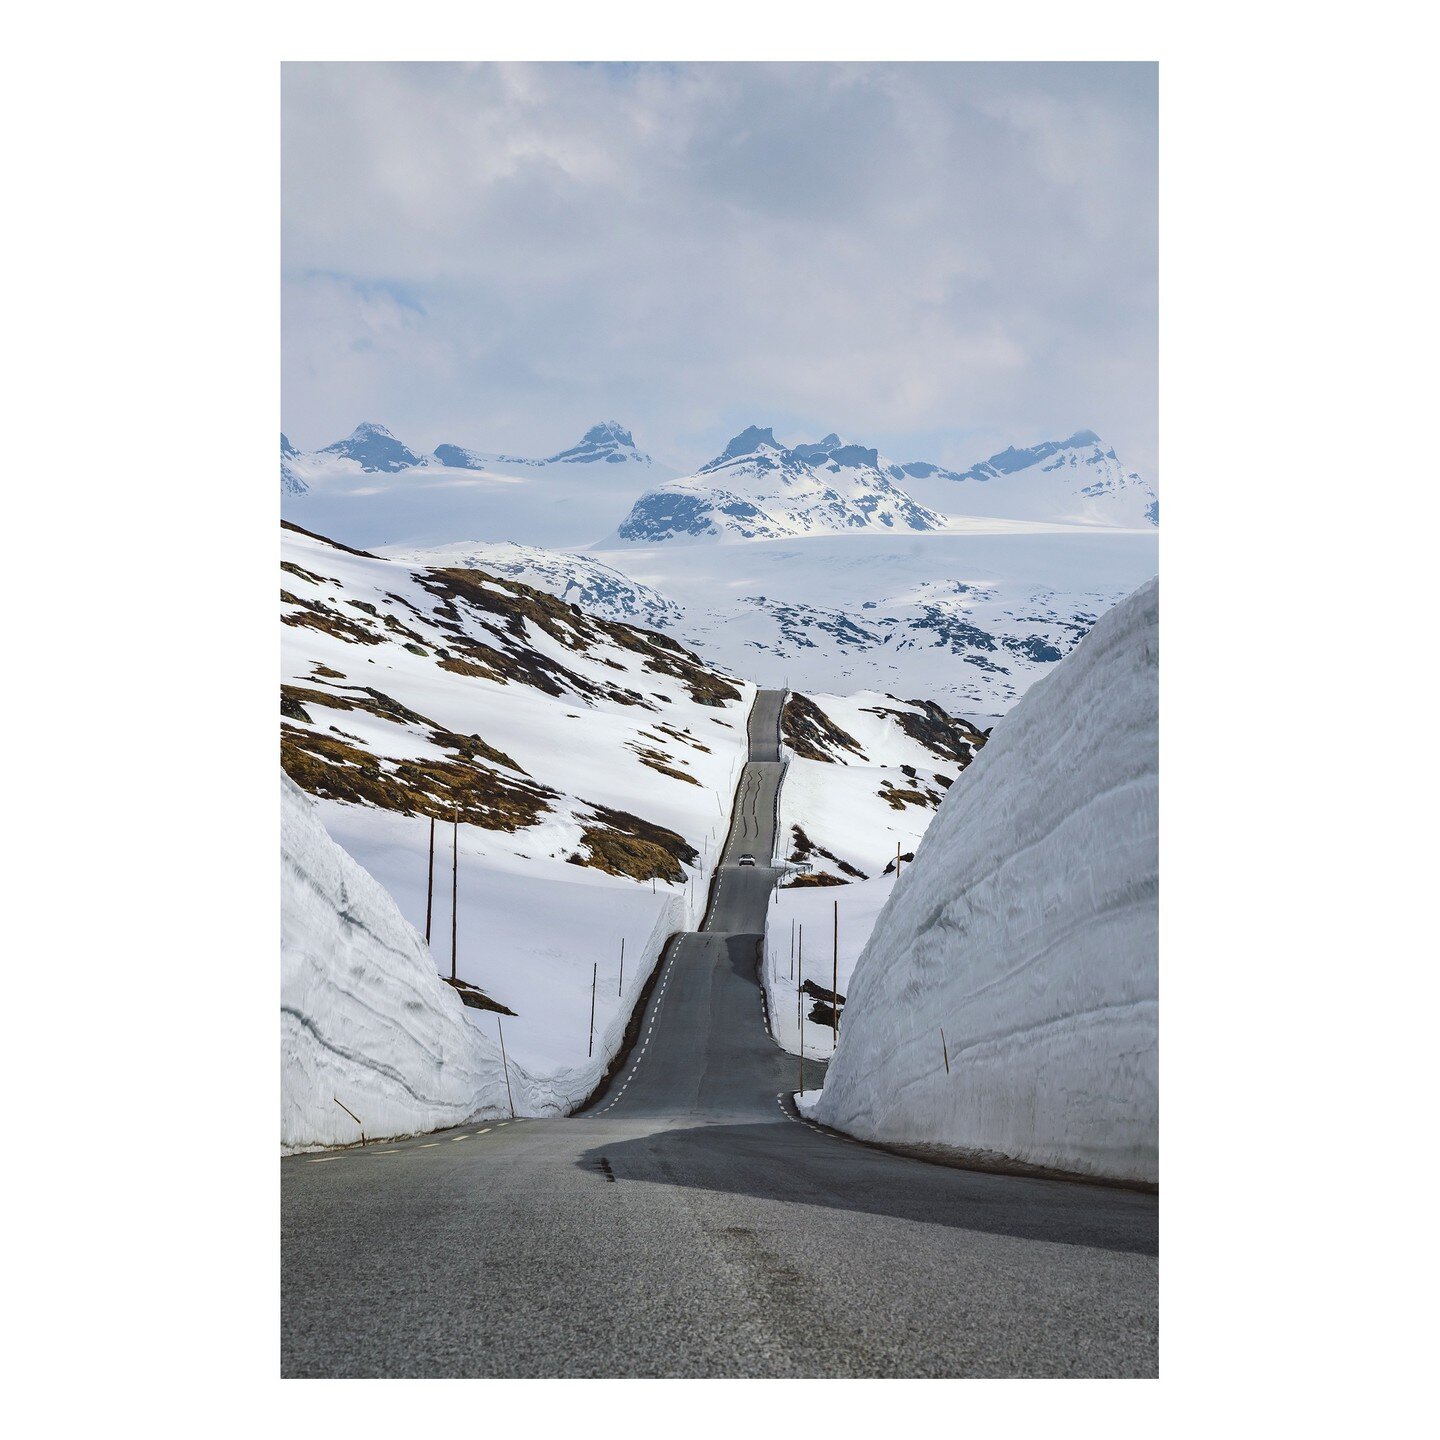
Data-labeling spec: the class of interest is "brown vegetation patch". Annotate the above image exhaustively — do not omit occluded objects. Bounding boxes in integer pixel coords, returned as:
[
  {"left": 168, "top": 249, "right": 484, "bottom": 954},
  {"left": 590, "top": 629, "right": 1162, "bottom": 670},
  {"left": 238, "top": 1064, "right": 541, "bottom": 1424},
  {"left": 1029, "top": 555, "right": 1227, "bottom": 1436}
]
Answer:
[
  {"left": 280, "top": 726, "right": 552, "bottom": 830},
  {"left": 280, "top": 559, "right": 336, "bottom": 587},
  {"left": 782, "top": 693, "right": 868, "bottom": 762},
  {"left": 787, "top": 824, "right": 868, "bottom": 880},
  {"left": 879, "top": 780, "right": 940, "bottom": 812},
  {"left": 441, "top": 976, "right": 516, "bottom": 1016},
  {"left": 783, "top": 872, "right": 847, "bottom": 888},
  {"left": 860, "top": 698, "right": 987, "bottom": 767},
  {"left": 281, "top": 520, "right": 381, "bottom": 559},
  {"left": 568, "top": 804, "right": 698, "bottom": 883},
  {"left": 281, "top": 591, "right": 383, "bottom": 646}
]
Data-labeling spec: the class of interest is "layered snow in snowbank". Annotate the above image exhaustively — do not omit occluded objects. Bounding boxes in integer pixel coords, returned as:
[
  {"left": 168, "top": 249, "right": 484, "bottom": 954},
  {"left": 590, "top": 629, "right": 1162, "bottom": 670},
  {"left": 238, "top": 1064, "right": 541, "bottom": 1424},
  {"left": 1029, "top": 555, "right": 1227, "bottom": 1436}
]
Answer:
[
  {"left": 282, "top": 775, "right": 538, "bottom": 1150},
  {"left": 811, "top": 579, "right": 1158, "bottom": 1185}
]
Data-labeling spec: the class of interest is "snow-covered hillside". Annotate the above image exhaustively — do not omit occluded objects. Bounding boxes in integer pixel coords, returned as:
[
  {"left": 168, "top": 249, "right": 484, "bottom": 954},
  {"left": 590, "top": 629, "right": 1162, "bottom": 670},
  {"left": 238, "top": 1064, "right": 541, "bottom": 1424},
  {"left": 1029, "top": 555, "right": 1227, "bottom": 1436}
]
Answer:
[
  {"left": 280, "top": 521, "right": 753, "bottom": 1122},
  {"left": 281, "top": 420, "right": 674, "bottom": 550},
  {"left": 282, "top": 774, "right": 543, "bottom": 1150},
  {"left": 776, "top": 691, "right": 985, "bottom": 883},
  {"left": 809, "top": 578, "right": 1158, "bottom": 1186},
  {"left": 611, "top": 427, "right": 945, "bottom": 543},
  {"left": 387, "top": 540, "right": 684, "bottom": 632},
  {"left": 896, "top": 429, "right": 1158, "bottom": 529},
  {"left": 588, "top": 528, "right": 1158, "bottom": 718}
]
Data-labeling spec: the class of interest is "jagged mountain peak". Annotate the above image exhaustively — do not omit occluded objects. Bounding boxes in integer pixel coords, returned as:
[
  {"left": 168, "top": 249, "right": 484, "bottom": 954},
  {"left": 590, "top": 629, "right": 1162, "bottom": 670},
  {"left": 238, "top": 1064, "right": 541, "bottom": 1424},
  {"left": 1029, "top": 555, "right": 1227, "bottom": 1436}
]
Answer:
[
  {"left": 318, "top": 422, "right": 422, "bottom": 473},
  {"left": 708, "top": 425, "right": 783, "bottom": 467},
  {"left": 616, "top": 426, "right": 944, "bottom": 545}
]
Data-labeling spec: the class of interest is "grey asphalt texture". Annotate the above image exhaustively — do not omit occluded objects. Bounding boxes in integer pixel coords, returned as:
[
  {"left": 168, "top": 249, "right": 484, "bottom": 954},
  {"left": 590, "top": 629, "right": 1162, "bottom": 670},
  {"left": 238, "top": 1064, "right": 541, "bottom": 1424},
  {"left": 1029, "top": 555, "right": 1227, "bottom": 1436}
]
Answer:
[{"left": 281, "top": 689, "right": 1158, "bottom": 1377}]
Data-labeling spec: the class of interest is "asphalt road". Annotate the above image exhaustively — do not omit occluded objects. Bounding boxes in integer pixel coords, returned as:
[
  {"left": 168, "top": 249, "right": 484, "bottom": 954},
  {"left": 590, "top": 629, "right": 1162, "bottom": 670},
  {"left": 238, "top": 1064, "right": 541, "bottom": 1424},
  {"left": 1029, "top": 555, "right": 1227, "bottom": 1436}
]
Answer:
[{"left": 282, "top": 688, "right": 1158, "bottom": 1377}]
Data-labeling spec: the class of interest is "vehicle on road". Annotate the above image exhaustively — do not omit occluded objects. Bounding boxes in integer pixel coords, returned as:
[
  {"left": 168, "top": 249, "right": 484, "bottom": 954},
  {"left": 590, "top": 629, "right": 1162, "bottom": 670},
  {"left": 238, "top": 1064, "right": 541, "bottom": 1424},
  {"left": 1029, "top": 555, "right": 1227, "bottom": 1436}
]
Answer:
[{"left": 737, "top": 853, "right": 757, "bottom": 866}]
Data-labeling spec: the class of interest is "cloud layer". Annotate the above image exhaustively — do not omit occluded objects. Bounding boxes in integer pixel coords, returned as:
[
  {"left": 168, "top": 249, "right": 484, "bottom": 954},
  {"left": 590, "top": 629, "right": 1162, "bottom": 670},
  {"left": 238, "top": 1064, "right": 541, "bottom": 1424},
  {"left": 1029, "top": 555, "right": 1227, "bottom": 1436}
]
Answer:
[{"left": 283, "top": 62, "right": 1156, "bottom": 476}]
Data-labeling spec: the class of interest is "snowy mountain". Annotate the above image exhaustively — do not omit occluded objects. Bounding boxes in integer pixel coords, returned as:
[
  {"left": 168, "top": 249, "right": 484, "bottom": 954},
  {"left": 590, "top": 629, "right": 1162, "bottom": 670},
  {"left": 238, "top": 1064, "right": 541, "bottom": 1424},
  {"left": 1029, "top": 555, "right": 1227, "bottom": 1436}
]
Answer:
[
  {"left": 895, "top": 429, "right": 1158, "bottom": 529},
  {"left": 807, "top": 578, "right": 1158, "bottom": 1185},
  {"left": 317, "top": 421, "right": 424, "bottom": 473},
  {"left": 433, "top": 421, "right": 667, "bottom": 474},
  {"left": 282, "top": 421, "right": 674, "bottom": 549},
  {"left": 446, "top": 528, "right": 1156, "bottom": 719},
  {"left": 281, "top": 521, "right": 754, "bottom": 1117},
  {"left": 611, "top": 427, "right": 945, "bottom": 544},
  {"left": 281, "top": 433, "right": 307, "bottom": 495}
]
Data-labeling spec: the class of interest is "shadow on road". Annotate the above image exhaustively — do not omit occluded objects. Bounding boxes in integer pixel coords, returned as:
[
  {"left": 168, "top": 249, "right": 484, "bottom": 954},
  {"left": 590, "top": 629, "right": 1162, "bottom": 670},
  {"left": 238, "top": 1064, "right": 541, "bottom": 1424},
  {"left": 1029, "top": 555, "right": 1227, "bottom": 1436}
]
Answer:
[{"left": 576, "top": 1121, "right": 1158, "bottom": 1257}]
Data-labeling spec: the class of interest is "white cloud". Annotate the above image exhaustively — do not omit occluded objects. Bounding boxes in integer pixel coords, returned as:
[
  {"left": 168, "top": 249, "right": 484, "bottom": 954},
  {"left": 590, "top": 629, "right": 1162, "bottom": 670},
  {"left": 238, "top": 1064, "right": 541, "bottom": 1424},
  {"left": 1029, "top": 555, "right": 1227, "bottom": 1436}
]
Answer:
[{"left": 282, "top": 62, "right": 1156, "bottom": 476}]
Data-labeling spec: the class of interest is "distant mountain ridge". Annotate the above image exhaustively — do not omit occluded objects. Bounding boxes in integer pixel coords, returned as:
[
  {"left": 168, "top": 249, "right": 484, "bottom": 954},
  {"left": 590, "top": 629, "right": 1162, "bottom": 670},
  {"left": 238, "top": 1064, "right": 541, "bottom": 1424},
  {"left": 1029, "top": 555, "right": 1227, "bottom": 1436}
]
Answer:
[
  {"left": 612, "top": 426, "right": 946, "bottom": 544},
  {"left": 892, "top": 429, "right": 1157, "bottom": 528}
]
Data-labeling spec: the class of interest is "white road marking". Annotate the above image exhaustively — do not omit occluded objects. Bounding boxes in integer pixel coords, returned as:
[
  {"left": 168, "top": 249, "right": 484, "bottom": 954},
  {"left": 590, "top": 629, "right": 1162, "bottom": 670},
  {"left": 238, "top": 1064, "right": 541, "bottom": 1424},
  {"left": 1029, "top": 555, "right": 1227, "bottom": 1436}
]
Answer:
[
  {"left": 419, "top": 1142, "right": 439, "bottom": 1149},
  {"left": 309, "top": 1156, "right": 343, "bottom": 1163}
]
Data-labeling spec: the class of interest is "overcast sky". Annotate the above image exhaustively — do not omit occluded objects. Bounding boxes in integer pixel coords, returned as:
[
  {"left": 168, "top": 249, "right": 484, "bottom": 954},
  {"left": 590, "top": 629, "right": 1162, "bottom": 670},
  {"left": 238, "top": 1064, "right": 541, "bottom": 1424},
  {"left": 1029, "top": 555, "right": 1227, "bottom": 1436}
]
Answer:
[{"left": 282, "top": 62, "right": 1156, "bottom": 478}]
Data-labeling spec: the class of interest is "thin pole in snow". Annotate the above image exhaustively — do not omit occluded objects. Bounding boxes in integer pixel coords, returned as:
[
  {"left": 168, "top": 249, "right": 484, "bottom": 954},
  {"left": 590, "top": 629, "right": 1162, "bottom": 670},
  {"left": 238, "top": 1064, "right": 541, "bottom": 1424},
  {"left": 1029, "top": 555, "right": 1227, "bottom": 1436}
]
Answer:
[
  {"left": 896, "top": 840, "right": 902, "bottom": 877},
  {"left": 451, "top": 813, "right": 459, "bottom": 982},
  {"left": 498, "top": 1017, "right": 516, "bottom": 1118},
  {"left": 797, "top": 939, "right": 804, "bottom": 1099},
  {"left": 941, "top": 1027, "right": 950, "bottom": 1076},
  {"left": 618, "top": 937, "right": 625, "bottom": 997},
  {"left": 832, "top": 898, "right": 840, "bottom": 1052},
  {"left": 588, "top": 962, "right": 597, "bottom": 1057},
  {"left": 425, "top": 816, "right": 435, "bottom": 945}
]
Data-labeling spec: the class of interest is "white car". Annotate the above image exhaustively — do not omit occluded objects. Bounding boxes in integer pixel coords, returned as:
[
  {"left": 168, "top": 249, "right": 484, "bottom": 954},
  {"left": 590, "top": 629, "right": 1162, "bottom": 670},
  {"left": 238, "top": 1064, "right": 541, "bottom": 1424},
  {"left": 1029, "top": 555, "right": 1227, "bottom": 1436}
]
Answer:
[{"left": 737, "top": 854, "right": 757, "bottom": 867}]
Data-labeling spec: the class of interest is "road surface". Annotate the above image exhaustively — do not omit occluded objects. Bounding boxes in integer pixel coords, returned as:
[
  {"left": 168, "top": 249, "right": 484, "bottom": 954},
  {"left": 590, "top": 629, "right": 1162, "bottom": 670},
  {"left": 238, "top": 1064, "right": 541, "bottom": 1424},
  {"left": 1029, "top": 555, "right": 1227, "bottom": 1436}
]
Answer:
[{"left": 282, "top": 689, "right": 1158, "bottom": 1377}]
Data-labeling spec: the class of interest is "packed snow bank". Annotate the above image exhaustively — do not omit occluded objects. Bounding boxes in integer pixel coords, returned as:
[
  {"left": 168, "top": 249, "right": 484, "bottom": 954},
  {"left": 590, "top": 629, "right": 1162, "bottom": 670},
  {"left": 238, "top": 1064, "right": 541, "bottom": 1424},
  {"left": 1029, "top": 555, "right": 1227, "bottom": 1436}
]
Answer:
[
  {"left": 811, "top": 579, "right": 1158, "bottom": 1186},
  {"left": 282, "top": 775, "right": 540, "bottom": 1150}
]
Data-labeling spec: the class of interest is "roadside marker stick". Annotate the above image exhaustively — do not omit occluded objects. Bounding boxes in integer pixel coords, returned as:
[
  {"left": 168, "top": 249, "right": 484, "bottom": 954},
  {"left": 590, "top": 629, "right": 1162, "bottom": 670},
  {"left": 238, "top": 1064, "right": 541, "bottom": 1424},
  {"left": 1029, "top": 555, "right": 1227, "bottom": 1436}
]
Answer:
[
  {"left": 451, "top": 813, "right": 459, "bottom": 982},
  {"left": 498, "top": 1017, "right": 516, "bottom": 1118},
  {"left": 333, "top": 1096, "right": 365, "bottom": 1147},
  {"left": 832, "top": 899, "right": 840, "bottom": 1052},
  {"left": 941, "top": 1027, "right": 950, "bottom": 1075},
  {"left": 589, "top": 962, "right": 598, "bottom": 1057},
  {"left": 425, "top": 816, "right": 435, "bottom": 945},
  {"left": 618, "top": 937, "right": 625, "bottom": 997},
  {"left": 797, "top": 929, "right": 804, "bottom": 1097}
]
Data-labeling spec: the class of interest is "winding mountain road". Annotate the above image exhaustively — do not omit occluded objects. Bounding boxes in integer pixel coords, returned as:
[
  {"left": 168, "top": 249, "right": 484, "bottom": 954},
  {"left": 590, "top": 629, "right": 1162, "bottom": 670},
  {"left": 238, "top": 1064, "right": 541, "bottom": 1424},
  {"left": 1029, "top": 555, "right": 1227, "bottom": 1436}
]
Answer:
[{"left": 281, "top": 689, "right": 1157, "bottom": 1377}]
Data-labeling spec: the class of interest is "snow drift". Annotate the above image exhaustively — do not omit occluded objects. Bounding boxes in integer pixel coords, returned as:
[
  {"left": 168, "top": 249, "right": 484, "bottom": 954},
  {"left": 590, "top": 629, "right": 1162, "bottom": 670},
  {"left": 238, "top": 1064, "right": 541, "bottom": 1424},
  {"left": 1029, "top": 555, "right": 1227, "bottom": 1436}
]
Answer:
[
  {"left": 810, "top": 578, "right": 1158, "bottom": 1186},
  {"left": 281, "top": 774, "right": 535, "bottom": 1150}
]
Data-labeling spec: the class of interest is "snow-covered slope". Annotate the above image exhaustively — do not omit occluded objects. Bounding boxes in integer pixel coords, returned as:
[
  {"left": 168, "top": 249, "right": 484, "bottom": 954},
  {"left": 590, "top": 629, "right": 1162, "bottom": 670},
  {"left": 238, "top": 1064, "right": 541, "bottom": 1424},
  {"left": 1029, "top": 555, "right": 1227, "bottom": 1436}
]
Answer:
[
  {"left": 388, "top": 540, "right": 684, "bottom": 632},
  {"left": 611, "top": 427, "right": 945, "bottom": 544},
  {"left": 282, "top": 421, "right": 674, "bottom": 549},
  {"left": 896, "top": 430, "right": 1158, "bottom": 529},
  {"left": 776, "top": 691, "right": 985, "bottom": 883},
  {"left": 810, "top": 578, "right": 1158, "bottom": 1186},
  {"left": 589, "top": 528, "right": 1159, "bottom": 718},
  {"left": 282, "top": 773, "right": 538, "bottom": 1150},
  {"left": 281, "top": 521, "right": 753, "bottom": 1115}
]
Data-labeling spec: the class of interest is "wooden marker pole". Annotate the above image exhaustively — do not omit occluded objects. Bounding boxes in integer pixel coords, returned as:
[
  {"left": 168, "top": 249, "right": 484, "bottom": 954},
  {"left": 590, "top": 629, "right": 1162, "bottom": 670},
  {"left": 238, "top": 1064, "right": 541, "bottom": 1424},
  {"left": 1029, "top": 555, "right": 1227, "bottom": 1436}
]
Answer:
[
  {"left": 588, "top": 962, "right": 598, "bottom": 1057},
  {"left": 450, "top": 814, "right": 459, "bottom": 981},
  {"left": 832, "top": 899, "right": 840, "bottom": 1051},
  {"left": 941, "top": 1027, "right": 951, "bottom": 1075},
  {"left": 896, "top": 840, "right": 902, "bottom": 877},
  {"left": 790, "top": 917, "right": 795, "bottom": 980},
  {"left": 425, "top": 816, "right": 435, "bottom": 944},
  {"left": 498, "top": 1017, "right": 516, "bottom": 1118},
  {"left": 797, "top": 928, "right": 804, "bottom": 1096},
  {"left": 618, "top": 938, "right": 625, "bottom": 997}
]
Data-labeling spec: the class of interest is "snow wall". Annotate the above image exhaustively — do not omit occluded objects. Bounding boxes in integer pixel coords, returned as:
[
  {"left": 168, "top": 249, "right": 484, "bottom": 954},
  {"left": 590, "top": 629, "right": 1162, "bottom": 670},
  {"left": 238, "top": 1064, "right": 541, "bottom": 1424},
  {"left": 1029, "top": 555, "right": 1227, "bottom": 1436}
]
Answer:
[
  {"left": 811, "top": 578, "right": 1158, "bottom": 1185},
  {"left": 281, "top": 774, "right": 540, "bottom": 1150}
]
